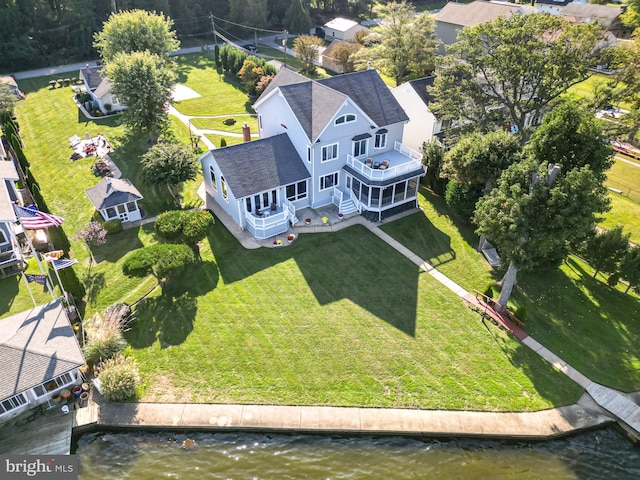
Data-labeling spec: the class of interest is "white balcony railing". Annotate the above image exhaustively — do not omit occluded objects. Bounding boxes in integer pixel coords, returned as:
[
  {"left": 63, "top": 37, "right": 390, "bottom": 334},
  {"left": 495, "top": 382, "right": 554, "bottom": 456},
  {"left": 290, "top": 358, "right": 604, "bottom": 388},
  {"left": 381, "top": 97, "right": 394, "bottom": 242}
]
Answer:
[
  {"left": 244, "top": 200, "right": 296, "bottom": 239},
  {"left": 346, "top": 142, "right": 423, "bottom": 182}
]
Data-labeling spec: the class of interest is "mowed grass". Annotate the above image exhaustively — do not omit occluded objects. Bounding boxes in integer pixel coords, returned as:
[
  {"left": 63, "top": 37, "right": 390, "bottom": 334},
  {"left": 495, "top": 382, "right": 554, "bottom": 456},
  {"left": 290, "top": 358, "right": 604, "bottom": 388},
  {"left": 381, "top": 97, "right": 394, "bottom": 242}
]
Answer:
[
  {"left": 382, "top": 189, "right": 640, "bottom": 393},
  {"left": 125, "top": 222, "right": 582, "bottom": 410},
  {"left": 189, "top": 115, "right": 258, "bottom": 133},
  {"left": 600, "top": 194, "right": 640, "bottom": 244}
]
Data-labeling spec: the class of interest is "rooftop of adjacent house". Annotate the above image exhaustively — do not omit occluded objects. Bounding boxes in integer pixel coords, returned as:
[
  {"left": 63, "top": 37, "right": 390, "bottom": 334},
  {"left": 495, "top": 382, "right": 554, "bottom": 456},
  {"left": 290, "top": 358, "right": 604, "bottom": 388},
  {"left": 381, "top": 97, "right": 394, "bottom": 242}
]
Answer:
[
  {"left": 84, "top": 177, "right": 143, "bottom": 210},
  {"left": 94, "top": 76, "right": 114, "bottom": 98},
  {"left": 0, "top": 300, "right": 85, "bottom": 401},
  {"left": 203, "top": 133, "right": 310, "bottom": 199},
  {"left": 324, "top": 17, "right": 359, "bottom": 31},
  {"left": 407, "top": 76, "right": 436, "bottom": 108},
  {"left": 560, "top": 2, "right": 623, "bottom": 20},
  {"left": 80, "top": 65, "right": 105, "bottom": 91},
  {"left": 535, "top": 0, "right": 571, "bottom": 5},
  {"left": 436, "top": 0, "right": 523, "bottom": 27},
  {"left": 0, "top": 160, "right": 19, "bottom": 222}
]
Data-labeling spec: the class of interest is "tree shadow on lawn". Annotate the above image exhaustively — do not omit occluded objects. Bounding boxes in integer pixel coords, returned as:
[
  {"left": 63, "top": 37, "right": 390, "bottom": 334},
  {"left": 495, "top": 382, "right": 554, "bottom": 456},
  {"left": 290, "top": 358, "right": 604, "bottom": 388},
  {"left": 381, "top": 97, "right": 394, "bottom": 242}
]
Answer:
[
  {"left": 419, "top": 186, "right": 482, "bottom": 251},
  {"left": 381, "top": 209, "right": 456, "bottom": 268},
  {"left": 92, "top": 229, "right": 143, "bottom": 264},
  {"left": 513, "top": 256, "right": 640, "bottom": 391},
  {"left": 83, "top": 270, "right": 105, "bottom": 304},
  {"left": 174, "top": 52, "right": 216, "bottom": 84},
  {"left": 210, "top": 222, "right": 419, "bottom": 336},
  {"left": 0, "top": 276, "right": 20, "bottom": 317},
  {"left": 125, "top": 260, "right": 218, "bottom": 349}
]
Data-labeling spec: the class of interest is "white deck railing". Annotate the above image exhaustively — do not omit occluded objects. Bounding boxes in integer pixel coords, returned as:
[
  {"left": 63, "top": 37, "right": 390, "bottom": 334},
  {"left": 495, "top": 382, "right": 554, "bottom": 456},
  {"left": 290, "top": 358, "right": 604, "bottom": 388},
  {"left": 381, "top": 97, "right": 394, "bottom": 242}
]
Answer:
[
  {"left": 244, "top": 200, "right": 296, "bottom": 239},
  {"left": 346, "top": 142, "right": 423, "bottom": 182}
]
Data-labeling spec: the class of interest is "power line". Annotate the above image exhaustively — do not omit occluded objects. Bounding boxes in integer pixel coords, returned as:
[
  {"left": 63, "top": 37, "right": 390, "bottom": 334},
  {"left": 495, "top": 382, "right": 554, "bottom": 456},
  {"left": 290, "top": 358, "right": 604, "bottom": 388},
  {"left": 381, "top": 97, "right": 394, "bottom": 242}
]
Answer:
[{"left": 208, "top": 12, "right": 285, "bottom": 35}]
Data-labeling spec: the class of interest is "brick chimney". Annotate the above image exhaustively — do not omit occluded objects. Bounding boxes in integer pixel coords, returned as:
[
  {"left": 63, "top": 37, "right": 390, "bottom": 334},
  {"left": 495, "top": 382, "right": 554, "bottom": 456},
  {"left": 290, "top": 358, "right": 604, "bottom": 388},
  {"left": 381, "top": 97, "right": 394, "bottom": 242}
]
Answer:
[{"left": 242, "top": 122, "right": 251, "bottom": 142}]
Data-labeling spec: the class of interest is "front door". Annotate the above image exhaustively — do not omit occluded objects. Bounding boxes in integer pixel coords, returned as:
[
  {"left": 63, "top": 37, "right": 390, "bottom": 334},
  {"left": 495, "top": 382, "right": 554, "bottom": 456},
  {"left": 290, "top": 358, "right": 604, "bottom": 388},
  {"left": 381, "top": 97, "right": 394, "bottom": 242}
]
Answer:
[{"left": 117, "top": 204, "right": 129, "bottom": 222}]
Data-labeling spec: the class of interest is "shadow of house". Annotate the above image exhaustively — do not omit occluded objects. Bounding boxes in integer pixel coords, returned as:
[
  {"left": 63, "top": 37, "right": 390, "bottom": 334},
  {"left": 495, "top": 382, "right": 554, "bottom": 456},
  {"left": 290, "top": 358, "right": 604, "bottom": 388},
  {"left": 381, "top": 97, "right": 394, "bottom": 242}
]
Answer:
[{"left": 211, "top": 222, "right": 419, "bottom": 336}]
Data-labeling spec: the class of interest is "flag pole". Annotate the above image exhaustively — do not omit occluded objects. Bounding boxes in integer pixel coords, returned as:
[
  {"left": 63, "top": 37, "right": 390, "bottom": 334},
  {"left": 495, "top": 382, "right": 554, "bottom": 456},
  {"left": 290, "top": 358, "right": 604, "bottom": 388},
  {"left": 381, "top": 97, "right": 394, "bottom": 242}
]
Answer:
[
  {"left": 20, "top": 272, "right": 37, "bottom": 307},
  {"left": 23, "top": 230, "right": 55, "bottom": 300}
]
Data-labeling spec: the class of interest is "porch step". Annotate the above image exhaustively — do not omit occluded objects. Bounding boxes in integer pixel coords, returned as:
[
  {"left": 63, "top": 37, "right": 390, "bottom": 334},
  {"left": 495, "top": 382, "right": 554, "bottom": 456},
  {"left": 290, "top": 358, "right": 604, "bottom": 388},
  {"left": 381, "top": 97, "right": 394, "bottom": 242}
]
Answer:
[{"left": 339, "top": 198, "right": 357, "bottom": 215}]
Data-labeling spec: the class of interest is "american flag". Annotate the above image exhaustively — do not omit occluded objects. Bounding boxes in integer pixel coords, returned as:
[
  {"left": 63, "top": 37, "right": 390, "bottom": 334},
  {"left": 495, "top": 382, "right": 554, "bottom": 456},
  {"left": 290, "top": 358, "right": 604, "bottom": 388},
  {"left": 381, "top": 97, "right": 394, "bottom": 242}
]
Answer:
[
  {"left": 51, "top": 258, "right": 78, "bottom": 271},
  {"left": 14, "top": 205, "right": 64, "bottom": 229}
]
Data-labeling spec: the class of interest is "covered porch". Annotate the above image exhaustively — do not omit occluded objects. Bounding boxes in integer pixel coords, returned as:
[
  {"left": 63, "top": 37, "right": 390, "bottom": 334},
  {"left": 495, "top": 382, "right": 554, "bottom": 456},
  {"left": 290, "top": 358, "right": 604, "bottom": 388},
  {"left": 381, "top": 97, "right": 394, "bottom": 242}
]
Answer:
[{"left": 244, "top": 200, "right": 297, "bottom": 240}]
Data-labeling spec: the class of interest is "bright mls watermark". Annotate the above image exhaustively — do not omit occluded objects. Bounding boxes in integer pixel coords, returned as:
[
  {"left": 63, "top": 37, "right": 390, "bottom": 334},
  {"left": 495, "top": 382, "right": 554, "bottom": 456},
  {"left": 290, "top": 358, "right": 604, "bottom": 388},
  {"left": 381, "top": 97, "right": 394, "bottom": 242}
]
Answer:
[{"left": 1, "top": 456, "right": 78, "bottom": 479}]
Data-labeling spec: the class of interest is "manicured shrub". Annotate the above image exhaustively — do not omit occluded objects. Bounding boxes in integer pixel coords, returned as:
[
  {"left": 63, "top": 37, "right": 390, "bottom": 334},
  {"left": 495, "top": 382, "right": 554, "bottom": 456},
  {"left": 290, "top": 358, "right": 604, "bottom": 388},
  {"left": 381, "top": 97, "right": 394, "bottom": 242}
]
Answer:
[
  {"left": 97, "top": 355, "right": 140, "bottom": 402},
  {"left": 220, "top": 138, "right": 227, "bottom": 147},
  {"left": 155, "top": 210, "right": 183, "bottom": 241},
  {"left": 103, "top": 219, "right": 123, "bottom": 234},
  {"left": 222, "top": 117, "right": 236, "bottom": 126}
]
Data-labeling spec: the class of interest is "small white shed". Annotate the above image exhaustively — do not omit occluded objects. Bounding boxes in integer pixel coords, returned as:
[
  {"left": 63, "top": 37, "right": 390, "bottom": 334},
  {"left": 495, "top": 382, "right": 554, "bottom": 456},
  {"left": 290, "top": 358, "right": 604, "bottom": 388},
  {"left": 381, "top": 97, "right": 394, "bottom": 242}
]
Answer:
[
  {"left": 323, "top": 18, "right": 369, "bottom": 41},
  {"left": 85, "top": 177, "right": 143, "bottom": 223}
]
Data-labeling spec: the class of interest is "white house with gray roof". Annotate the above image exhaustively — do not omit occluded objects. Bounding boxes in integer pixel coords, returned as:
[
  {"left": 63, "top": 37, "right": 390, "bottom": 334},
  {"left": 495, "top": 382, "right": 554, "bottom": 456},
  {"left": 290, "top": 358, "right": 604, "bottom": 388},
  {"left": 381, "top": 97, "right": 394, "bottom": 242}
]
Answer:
[
  {"left": 79, "top": 65, "right": 126, "bottom": 115},
  {"left": 0, "top": 159, "right": 27, "bottom": 278},
  {"left": 85, "top": 177, "right": 143, "bottom": 223},
  {"left": 0, "top": 300, "right": 85, "bottom": 423},
  {"left": 199, "top": 69, "right": 425, "bottom": 239}
]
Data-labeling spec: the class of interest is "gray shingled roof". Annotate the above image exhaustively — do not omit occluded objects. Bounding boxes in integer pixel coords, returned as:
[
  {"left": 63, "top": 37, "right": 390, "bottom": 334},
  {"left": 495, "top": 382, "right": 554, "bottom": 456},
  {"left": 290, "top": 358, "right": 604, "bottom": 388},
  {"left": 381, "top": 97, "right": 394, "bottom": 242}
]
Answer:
[
  {"left": 279, "top": 81, "right": 347, "bottom": 142},
  {"left": 84, "top": 177, "right": 143, "bottom": 210},
  {"left": 560, "top": 3, "right": 622, "bottom": 20},
  {"left": 318, "top": 69, "right": 409, "bottom": 128},
  {"left": 209, "top": 134, "right": 310, "bottom": 199},
  {"left": 259, "top": 67, "right": 308, "bottom": 100},
  {"left": 0, "top": 300, "right": 85, "bottom": 401},
  {"left": 408, "top": 76, "right": 436, "bottom": 108},
  {"left": 80, "top": 65, "right": 105, "bottom": 91}
]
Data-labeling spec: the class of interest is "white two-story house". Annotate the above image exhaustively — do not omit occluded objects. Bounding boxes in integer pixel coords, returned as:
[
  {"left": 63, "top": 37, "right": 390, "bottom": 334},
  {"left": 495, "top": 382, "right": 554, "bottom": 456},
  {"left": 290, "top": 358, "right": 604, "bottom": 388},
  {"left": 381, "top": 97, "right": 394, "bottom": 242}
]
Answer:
[{"left": 199, "top": 68, "right": 425, "bottom": 240}]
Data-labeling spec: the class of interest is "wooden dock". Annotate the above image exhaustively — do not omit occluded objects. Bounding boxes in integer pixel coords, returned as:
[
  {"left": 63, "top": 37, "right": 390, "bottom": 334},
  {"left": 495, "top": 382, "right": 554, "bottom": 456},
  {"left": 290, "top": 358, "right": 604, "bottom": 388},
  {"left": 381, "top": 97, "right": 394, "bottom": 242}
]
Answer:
[{"left": 0, "top": 404, "right": 74, "bottom": 455}]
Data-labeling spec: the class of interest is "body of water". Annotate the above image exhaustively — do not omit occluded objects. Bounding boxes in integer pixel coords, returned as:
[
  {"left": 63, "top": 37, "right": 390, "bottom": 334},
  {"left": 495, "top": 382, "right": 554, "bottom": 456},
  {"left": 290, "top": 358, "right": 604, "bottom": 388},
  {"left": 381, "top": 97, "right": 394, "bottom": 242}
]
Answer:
[{"left": 75, "top": 428, "right": 640, "bottom": 479}]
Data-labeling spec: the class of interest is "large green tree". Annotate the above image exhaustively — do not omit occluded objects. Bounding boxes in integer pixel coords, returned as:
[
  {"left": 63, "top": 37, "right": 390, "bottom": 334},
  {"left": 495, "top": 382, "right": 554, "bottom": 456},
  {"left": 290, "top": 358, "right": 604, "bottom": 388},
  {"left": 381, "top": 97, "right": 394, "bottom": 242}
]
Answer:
[
  {"left": 284, "top": 0, "right": 312, "bottom": 35},
  {"left": 620, "top": 246, "right": 640, "bottom": 294},
  {"left": 293, "top": 35, "right": 324, "bottom": 74},
  {"left": 105, "top": 50, "right": 177, "bottom": 138},
  {"left": 525, "top": 100, "right": 613, "bottom": 180},
  {"left": 621, "top": 0, "right": 640, "bottom": 30},
  {"left": 609, "top": 31, "right": 640, "bottom": 143},
  {"left": 122, "top": 243, "right": 195, "bottom": 285},
  {"left": 474, "top": 160, "right": 610, "bottom": 307},
  {"left": 0, "top": 84, "right": 17, "bottom": 118},
  {"left": 583, "top": 226, "right": 630, "bottom": 279},
  {"left": 140, "top": 141, "right": 199, "bottom": 195},
  {"left": 443, "top": 130, "right": 522, "bottom": 192},
  {"left": 93, "top": 9, "right": 180, "bottom": 63},
  {"left": 354, "top": 1, "right": 438, "bottom": 86},
  {"left": 430, "top": 14, "right": 601, "bottom": 137}
]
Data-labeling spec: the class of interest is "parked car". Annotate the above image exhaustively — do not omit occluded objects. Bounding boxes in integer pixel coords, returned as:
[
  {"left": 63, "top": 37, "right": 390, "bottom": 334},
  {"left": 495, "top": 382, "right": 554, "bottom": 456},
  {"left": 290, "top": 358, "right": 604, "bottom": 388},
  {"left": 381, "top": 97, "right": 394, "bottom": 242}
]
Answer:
[{"left": 242, "top": 44, "right": 259, "bottom": 53}]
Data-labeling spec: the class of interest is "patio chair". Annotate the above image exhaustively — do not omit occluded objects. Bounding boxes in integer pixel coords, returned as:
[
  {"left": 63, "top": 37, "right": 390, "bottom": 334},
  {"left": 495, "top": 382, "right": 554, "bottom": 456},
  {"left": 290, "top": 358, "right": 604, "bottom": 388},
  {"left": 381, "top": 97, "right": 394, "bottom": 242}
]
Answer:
[
  {"left": 69, "top": 135, "right": 81, "bottom": 147},
  {"left": 379, "top": 159, "right": 390, "bottom": 170},
  {"left": 365, "top": 157, "right": 373, "bottom": 167},
  {"left": 255, "top": 208, "right": 264, "bottom": 217},
  {"left": 270, "top": 203, "right": 277, "bottom": 212}
]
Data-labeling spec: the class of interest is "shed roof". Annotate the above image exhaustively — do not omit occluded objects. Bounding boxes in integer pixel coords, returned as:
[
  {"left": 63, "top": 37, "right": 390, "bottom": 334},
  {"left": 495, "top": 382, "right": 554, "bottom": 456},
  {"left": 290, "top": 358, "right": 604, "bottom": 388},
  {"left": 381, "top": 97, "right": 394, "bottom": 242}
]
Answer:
[
  {"left": 206, "top": 134, "right": 310, "bottom": 199},
  {"left": 324, "top": 17, "right": 359, "bottom": 32},
  {"left": 80, "top": 65, "right": 105, "bottom": 91},
  {"left": 84, "top": 177, "right": 143, "bottom": 210},
  {"left": 0, "top": 300, "right": 85, "bottom": 401}
]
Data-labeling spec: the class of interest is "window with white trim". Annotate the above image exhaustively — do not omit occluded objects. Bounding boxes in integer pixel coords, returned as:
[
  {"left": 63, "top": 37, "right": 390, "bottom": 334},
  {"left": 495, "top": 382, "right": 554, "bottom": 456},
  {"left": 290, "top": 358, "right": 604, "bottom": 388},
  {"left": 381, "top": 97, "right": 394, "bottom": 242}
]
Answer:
[
  {"left": 126, "top": 202, "right": 137, "bottom": 212},
  {"left": 221, "top": 176, "right": 228, "bottom": 201},
  {"left": 0, "top": 392, "right": 27, "bottom": 414},
  {"left": 105, "top": 207, "right": 116, "bottom": 219},
  {"left": 33, "top": 372, "right": 75, "bottom": 397},
  {"left": 353, "top": 139, "right": 367, "bottom": 157},
  {"left": 320, "top": 172, "right": 339, "bottom": 191},
  {"left": 258, "top": 114, "right": 263, "bottom": 130},
  {"left": 111, "top": 94, "right": 119, "bottom": 105},
  {"left": 209, "top": 165, "right": 217, "bottom": 191},
  {"left": 374, "top": 132, "right": 387, "bottom": 149},
  {"left": 307, "top": 146, "right": 311, "bottom": 163},
  {"left": 0, "top": 229, "right": 7, "bottom": 245},
  {"left": 335, "top": 114, "right": 356, "bottom": 125},
  {"left": 321, "top": 143, "right": 338, "bottom": 162},
  {"left": 286, "top": 180, "right": 307, "bottom": 201}
]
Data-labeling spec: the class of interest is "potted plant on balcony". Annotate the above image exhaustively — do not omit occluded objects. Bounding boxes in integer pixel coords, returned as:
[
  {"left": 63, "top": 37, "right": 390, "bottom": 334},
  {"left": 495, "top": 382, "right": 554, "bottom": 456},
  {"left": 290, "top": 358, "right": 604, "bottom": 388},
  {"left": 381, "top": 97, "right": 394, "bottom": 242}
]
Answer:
[{"left": 305, "top": 218, "right": 311, "bottom": 225}]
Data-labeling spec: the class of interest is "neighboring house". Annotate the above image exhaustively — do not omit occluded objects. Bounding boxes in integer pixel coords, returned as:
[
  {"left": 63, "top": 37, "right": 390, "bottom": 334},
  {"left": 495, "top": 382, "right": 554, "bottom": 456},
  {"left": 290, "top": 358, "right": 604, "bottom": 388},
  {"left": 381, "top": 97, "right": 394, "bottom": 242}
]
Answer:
[
  {"left": 535, "top": 0, "right": 571, "bottom": 15},
  {"left": 85, "top": 177, "right": 143, "bottom": 223},
  {"left": 435, "top": 1, "right": 525, "bottom": 53},
  {"left": 0, "top": 159, "right": 26, "bottom": 278},
  {"left": 391, "top": 77, "right": 443, "bottom": 152},
  {"left": 0, "top": 75, "right": 25, "bottom": 99},
  {"left": 200, "top": 68, "right": 425, "bottom": 239},
  {"left": 79, "top": 65, "right": 126, "bottom": 115},
  {"left": 0, "top": 300, "right": 85, "bottom": 423},
  {"left": 559, "top": 3, "right": 624, "bottom": 30},
  {"left": 323, "top": 18, "right": 369, "bottom": 41}
]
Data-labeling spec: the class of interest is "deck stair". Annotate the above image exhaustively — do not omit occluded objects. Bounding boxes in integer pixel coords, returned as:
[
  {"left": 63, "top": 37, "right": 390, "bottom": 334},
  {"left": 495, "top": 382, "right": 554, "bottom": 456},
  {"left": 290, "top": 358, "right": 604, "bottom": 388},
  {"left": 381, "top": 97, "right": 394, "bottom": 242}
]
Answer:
[{"left": 339, "top": 197, "right": 357, "bottom": 216}]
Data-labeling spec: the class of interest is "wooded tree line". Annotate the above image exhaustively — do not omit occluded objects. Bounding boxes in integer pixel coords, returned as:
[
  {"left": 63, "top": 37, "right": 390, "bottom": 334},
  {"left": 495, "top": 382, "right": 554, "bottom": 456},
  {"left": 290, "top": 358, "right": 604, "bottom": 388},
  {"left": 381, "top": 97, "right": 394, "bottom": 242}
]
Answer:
[{"left": 0, "top": 0, "right": 387, "bottom": 72}]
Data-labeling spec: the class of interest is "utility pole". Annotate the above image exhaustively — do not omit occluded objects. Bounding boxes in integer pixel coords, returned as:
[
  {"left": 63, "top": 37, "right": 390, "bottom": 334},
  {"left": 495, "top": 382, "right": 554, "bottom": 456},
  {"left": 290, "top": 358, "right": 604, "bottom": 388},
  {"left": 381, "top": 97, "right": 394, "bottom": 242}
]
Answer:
[
  {"left": 210, "top": 13, "right": 218, "bottom": 48},
  {"left": 111, "top": 0, "right": 117, "bottom": 13},
  {"left": 283, "top": 30, "right": 288, "bottom": 67},
  {"left": 254, "top": 28, "right": 258, "bottom": 50}
]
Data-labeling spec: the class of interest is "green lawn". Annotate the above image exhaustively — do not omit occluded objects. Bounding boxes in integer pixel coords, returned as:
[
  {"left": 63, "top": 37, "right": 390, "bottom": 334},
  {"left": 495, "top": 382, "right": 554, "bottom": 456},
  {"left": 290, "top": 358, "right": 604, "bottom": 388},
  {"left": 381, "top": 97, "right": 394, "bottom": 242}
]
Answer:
[
  {"left": 600, "top": 193, "right": 640, "bottom": 244},
  {"left": 189, "top": 115, "right": 258, "bottom": 133},
  {"left": 124, "top": 221, "right": 582, "bottom": 410}
]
